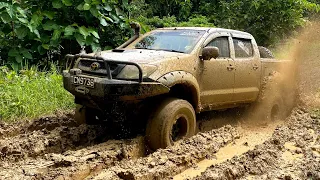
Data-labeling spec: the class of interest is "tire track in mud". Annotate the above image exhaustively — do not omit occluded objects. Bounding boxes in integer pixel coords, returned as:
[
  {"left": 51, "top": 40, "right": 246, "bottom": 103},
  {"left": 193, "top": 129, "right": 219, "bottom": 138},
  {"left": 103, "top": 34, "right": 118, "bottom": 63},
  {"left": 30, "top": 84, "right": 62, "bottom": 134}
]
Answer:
[
  {"left": 174, "top": 119, "right": 283, "bottom": 180},
  {"left": 90, "top": 125, "right": 239, "bottom": 180},
  {"left": 192, "top": 109, "right": 320, "bottom": 180}
]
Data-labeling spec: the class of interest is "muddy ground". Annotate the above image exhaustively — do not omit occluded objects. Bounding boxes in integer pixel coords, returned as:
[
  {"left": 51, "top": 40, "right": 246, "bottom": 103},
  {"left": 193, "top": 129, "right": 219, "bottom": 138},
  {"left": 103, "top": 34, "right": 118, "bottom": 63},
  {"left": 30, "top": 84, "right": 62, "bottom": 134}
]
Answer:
[{"left": 1, "top": 25, "right": 320, "bottom": 180}]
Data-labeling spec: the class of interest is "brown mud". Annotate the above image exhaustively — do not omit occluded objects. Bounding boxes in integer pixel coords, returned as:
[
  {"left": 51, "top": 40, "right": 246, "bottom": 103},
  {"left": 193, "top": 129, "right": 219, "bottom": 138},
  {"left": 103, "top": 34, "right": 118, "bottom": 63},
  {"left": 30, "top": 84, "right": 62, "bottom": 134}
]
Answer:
[{"left": 1, "top": 23, "right": 320, "bottom": 180}]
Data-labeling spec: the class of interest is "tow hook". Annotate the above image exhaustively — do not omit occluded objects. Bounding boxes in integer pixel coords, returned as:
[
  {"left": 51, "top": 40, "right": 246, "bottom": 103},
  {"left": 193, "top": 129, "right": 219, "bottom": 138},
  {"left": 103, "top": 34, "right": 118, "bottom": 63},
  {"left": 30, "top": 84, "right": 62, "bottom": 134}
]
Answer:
[{"left": 75, "top": 86, "right": 89, "bottom": 95}]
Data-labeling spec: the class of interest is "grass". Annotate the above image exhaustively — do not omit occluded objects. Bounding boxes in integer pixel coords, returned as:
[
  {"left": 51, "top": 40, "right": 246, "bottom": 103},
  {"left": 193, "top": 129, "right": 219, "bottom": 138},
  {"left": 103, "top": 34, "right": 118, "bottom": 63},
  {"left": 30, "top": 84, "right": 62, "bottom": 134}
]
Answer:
[{"left": 0, "top": 66, "right": 75, "bottom": 122}]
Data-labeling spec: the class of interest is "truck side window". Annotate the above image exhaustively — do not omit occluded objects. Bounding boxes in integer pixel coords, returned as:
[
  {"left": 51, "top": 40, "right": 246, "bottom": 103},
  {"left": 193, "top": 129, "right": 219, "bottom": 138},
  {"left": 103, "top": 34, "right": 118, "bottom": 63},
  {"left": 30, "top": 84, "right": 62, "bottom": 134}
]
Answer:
[
  {"left": 206, "top": 37, "right": 230, "bottom": 58},
  {"left": 233, "top": 38, "right": 253, "bottom": 58}
]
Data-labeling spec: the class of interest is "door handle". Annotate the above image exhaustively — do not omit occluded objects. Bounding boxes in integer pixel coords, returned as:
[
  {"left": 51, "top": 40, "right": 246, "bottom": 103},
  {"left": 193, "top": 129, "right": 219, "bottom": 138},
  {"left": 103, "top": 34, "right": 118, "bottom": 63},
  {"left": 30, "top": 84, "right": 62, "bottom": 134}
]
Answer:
[
  {"left": 253, "top": 64, "right": 259, "bottom": 70},
  {"left": 227, "top": 65, "right": 235, "bottom": 71}
]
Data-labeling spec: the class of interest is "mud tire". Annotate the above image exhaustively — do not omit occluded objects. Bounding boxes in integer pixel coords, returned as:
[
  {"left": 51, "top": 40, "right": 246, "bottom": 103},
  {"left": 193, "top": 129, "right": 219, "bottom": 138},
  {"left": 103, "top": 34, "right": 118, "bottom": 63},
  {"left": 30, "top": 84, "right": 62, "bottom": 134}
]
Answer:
[
  {"left": 258, "top": 46, "right": 275, "bottom": 59},
  {"left": 74, "top": 105, "right": 100, "bottom": 125},
  {"left": 146, "top": 98, "right": 196, "bottom": 150},
  {"left": 249, "top": 72, "right": 287, "bottom": 121}
]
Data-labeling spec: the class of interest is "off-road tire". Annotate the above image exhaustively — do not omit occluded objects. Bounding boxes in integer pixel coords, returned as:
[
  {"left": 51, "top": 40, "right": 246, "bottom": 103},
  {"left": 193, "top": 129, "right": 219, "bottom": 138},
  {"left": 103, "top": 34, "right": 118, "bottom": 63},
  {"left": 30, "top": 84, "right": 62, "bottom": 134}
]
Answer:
[
  {"left": 146, "top": 98, "right": 196, "bottom": 150},
  {"left": 253, "top": 94, "right": 285, "bottom": 121},
  {"left": 258, "top": 46, "right": 275, "bottom": 59},
  {"left": 249, "top": 72, "right": 287, "bottom": 121},
  {"left": 74, "top": 104, "right": 100, "bottom": 125}
]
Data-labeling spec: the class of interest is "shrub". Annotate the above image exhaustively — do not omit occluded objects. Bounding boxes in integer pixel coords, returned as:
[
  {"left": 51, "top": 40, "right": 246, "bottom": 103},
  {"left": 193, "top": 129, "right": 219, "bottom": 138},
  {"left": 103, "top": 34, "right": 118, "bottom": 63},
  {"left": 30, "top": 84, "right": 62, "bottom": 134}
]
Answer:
[{"left": 0, "top": 66, "right": 74, "bottom": 121}]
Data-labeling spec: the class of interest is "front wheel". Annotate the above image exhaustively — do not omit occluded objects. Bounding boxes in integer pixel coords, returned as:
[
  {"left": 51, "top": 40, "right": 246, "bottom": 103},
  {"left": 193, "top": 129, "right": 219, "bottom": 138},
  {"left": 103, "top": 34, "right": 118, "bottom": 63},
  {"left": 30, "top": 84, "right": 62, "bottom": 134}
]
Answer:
[{"left": 146, "top": 98, "right": 196, "bottom": 150}]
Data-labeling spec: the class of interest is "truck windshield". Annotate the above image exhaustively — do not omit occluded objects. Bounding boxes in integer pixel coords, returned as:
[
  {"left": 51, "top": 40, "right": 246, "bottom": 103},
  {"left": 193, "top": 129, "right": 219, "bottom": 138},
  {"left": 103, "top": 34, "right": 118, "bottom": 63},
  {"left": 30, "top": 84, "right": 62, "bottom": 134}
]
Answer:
[{"left": 134, "top": 30, "right": 206, "bottom": 53}]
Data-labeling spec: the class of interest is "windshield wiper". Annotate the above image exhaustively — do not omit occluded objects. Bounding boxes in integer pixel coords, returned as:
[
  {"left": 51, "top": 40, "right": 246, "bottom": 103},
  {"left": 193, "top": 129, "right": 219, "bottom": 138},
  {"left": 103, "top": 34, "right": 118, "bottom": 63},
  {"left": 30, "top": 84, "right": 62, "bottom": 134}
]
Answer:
[
  {"left": 155, "top": 49, "right": 185, "bottom": 53},
  {"left": 135, "top": 47, "right": 149, "bottom": 50}
]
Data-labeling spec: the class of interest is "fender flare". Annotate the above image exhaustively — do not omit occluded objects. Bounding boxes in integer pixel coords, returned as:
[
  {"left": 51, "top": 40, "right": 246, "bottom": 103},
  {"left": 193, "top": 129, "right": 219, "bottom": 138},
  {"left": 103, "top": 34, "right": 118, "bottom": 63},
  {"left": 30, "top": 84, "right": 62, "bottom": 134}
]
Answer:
[{"left": 157, "top": 71, "right": 201, "bottom": 112}]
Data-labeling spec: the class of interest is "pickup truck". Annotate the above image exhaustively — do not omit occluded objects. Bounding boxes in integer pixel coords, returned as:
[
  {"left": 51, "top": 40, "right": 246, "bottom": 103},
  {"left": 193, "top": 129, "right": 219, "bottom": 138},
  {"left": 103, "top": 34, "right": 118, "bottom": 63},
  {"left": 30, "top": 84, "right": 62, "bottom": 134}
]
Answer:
[{"left": 63, "top": 24, "right": 295, "bottom": 150}]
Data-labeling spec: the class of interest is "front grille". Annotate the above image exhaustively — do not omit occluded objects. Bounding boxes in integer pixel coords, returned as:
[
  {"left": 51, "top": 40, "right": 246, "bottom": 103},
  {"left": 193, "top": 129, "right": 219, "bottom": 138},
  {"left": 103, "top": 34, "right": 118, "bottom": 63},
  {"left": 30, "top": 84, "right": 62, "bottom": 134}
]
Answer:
[{"left": 78, "top": 58, "right": 124, "bottom": 77}]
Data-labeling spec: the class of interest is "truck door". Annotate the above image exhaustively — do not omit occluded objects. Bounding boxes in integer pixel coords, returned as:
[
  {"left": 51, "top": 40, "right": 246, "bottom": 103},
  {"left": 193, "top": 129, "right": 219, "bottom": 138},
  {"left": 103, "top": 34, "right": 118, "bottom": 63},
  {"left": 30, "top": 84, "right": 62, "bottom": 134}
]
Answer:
[
  {"left": 231, "top": 36, "right": 261, "bottom": 102},
  {"left": 199, "top": 35, "right": 235, "bottom": 106}
]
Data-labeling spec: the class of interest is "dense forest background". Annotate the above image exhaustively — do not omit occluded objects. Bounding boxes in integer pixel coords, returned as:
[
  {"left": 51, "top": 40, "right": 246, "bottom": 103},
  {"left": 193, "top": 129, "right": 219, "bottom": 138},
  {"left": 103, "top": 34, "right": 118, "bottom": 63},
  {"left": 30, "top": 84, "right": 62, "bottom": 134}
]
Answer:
[{"left": 0, "top": 0, "right": 319, "bottom": 70}]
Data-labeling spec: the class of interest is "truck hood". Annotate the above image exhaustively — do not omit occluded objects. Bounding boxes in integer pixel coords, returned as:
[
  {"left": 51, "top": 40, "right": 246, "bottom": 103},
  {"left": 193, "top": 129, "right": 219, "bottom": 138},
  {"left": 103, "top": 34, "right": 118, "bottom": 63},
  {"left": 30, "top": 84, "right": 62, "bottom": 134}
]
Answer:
[{"left": 97, "top": 49, "right": 189, "bottom": 64}]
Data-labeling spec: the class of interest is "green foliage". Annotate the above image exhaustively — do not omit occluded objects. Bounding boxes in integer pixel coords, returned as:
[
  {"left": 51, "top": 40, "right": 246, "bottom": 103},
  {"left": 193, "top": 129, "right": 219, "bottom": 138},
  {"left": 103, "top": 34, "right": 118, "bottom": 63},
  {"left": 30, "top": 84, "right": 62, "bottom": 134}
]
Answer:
[
  {"left": 135, "top": 15, "right": 214, "bottom": 32},
  {"left": 0, "top": 66, "right": 74, "bottom": 121},
  {"left": 0, "top": 0, "right": 131, "bottom": 70},
  {"left": 136, "top": 0, "right": 320, "bottom": 46}
]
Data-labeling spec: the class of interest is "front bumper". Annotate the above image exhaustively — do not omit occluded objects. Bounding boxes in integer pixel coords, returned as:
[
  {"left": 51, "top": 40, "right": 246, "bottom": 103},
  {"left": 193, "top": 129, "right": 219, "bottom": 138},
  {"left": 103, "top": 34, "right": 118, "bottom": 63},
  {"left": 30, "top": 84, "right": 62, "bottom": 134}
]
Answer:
[{"left": 63, "top": 71, "right": 170, "bottom": 105}]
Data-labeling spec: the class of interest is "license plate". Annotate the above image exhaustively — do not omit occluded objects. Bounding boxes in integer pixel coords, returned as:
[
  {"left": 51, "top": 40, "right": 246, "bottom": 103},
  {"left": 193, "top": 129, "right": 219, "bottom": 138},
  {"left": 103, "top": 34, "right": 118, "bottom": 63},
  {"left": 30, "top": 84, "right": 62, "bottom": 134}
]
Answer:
[{"left": 71, "top": 76, "right": 94, "bottom": 88}]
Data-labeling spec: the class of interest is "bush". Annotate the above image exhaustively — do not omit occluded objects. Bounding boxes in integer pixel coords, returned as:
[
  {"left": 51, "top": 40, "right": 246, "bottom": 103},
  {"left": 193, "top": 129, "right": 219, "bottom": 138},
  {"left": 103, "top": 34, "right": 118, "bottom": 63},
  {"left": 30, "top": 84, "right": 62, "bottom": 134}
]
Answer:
[
  {"left": 135, "top": 15, "right": 215, "bottom": 32},
  {"left": 0, "top": 66, "right": 74, "bottom": 121},
  {"left": 0, "top": 0, "right": 131, "bottom": 70}
]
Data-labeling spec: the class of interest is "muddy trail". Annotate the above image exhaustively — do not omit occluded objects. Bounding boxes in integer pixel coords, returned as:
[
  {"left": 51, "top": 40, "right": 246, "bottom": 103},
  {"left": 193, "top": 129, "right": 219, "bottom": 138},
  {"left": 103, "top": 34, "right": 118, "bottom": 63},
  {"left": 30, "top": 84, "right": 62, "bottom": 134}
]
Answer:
[{"left": 1, "top": 24, "right": 320, "bottom": 180}]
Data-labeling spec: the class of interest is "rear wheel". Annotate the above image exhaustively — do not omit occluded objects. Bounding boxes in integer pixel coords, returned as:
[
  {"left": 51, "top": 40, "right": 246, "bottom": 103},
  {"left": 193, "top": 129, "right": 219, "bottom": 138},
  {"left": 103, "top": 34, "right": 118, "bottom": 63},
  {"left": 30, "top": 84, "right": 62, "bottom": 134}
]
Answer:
[{"left": 146, "top": 98, "right": 196, "bottom": 150}]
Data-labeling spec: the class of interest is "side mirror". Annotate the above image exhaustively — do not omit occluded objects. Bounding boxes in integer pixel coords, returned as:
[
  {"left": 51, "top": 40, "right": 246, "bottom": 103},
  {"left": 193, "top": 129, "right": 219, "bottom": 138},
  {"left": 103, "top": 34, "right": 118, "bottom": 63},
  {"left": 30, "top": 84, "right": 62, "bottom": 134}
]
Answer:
[{"left": 201, "top": 46, "right": 219, "bottom": 60}]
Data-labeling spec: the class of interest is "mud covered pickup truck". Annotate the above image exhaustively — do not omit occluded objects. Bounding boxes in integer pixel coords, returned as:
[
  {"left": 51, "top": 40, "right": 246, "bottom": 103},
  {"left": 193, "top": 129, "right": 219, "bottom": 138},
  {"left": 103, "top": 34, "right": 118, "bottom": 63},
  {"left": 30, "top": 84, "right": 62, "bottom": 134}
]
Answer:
[{"left": 63, "top": 24, "right": 295, "bottom": 150}]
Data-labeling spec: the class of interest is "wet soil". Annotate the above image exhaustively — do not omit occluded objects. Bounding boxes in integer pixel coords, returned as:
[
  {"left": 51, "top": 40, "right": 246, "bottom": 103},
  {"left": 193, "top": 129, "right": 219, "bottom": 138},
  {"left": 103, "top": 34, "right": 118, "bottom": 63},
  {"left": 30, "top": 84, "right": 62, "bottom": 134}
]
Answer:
[{"left": 1, "top": 24, "right": 320, "bottom": 180}]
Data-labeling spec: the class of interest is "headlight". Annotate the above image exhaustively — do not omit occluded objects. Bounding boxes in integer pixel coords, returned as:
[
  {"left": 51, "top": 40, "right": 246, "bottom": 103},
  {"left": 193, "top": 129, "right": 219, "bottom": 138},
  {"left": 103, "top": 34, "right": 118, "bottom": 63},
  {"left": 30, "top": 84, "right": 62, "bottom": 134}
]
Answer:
[{"left": 116, "top": 64, "right": 157, "bottom": 79}]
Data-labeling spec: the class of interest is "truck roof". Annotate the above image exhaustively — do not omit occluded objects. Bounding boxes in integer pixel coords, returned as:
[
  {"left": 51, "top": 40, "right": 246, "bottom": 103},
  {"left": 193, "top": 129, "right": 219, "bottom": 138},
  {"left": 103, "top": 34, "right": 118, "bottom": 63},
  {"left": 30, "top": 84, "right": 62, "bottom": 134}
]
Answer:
[{"left": 159, "top": 27, "right": 252, "bottom": 38}]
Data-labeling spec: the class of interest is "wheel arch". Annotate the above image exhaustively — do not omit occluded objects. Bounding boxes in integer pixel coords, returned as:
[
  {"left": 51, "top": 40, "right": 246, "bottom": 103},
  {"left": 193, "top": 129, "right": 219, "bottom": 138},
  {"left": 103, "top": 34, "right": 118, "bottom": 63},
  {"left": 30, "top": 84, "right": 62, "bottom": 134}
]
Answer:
[{"left": 157, "top": 71, "right": 201, "bottom": 113}]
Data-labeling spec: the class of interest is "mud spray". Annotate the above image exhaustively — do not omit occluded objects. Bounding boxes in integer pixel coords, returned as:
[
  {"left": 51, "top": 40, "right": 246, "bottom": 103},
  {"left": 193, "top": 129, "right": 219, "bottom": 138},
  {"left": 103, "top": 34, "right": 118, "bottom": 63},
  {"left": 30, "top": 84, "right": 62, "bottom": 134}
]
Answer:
[{"left": 0, "top": 24, "right": 319, "bottom": 180}]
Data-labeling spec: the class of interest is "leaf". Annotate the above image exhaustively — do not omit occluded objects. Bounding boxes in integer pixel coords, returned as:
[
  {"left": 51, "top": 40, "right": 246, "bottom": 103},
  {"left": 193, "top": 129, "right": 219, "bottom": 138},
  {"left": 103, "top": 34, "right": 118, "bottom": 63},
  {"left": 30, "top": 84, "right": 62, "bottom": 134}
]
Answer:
[
  {"left": 20, "top": 49, "right": 33, "bottom": 59},
  {"left": 30, "top": 14, "right": 43, "bottom": 27},
  {"left": 91, "top": 0, "right": 101, "bottom": 5},
  {"left": 100, "top": 18, "right": 108, "bottom": 26},
  {"left": 91, "top": 43, "right": 100, "bottom": 52},
  {"left": 89, "top": 7, "right": 99, "bottom": 17},
  {"left": 52, "top": 29, "right": 61, "bottom": 40},
  {"left": 52, "top": 0, "right": 63, "bottom": 9},
  {"left": 8, "top": 49, "right": 19, "bottom": 57},
  {"left": 110, "top": 12, "right": 120, "bottom": 23},
  {"left": 74, "top": 33, "right": 85, "bottom": 46},
  {"left": 62, "top": 0, "right": 72, "bottom": 6},
  {"left": 42, "top": 21, "right": 59, "bottom": 31},
  {"left": 0, "top": 2, "right": 8, "bottom": 10},
  {"left": 42, "top": 44, "right": 50, "bottom": 50},
  {"left": 16, "top": 7, "right": 27, "bottom": 18},
  {"left": 43, "top": 11, "right": 55, "bottom": 20},
  {"left": 6, "top": 5, "right": 14, "bottom": 18},
  {"left": 83, "top": 3, "right": 91, "bottom": 10},
  {"left": 15, "top": 55, "right": 23, "bottom": 63},
  {"left": 37, "top": 45, "right": 46, "bottom": 55},
  {"left": 15, "top": 26, "right": 29, "bottom": 39},
  {"left": 77, "top": 3, "right": 84, "bottom": 10},
  {"left": 85, "top": 0, "right": 91, "bottom": 3},
  {"left": 64, "top": 25, "right": 75, "bottom": 36},
  {"left": 91, "top": 31, "right": 100, "bottom": 39},
  {"left": 17, "top": 17, "right": 28, "bottom": 23},
  {"left": 85, "top": 35, "right": 93, "bottom": 45},
  {"left": 33, "top": 29, "right": 41, "bottom": 39},
  {"left": 88, "top": 28, "right": 100, "bottom": 39},
  {"left": 78, "top": 26, "right": 89, "bottom": 37},
  {"left": 0, "top": 12, "right": 12, "bottom": 23},
  {"left": 103, "top": 4, "right": 112, "bottom": 11}
]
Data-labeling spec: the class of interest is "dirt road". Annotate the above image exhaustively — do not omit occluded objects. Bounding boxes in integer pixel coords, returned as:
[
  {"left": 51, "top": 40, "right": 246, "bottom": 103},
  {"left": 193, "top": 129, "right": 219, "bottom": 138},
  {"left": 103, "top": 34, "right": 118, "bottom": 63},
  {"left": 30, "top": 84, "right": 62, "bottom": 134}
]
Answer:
[{"left": 1, "top": 24, "right": 320, "bottom": 180}]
